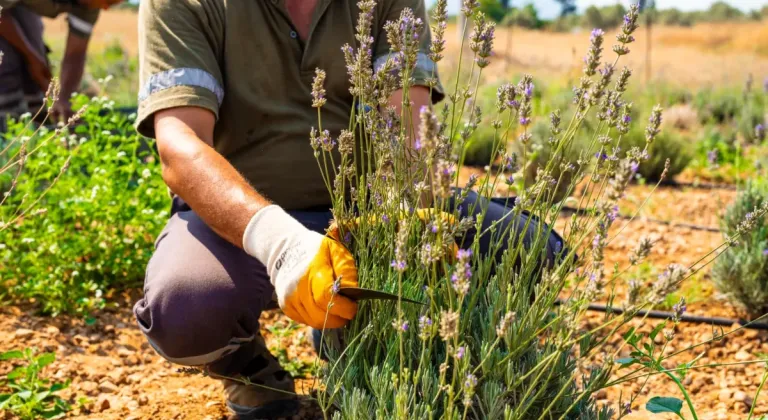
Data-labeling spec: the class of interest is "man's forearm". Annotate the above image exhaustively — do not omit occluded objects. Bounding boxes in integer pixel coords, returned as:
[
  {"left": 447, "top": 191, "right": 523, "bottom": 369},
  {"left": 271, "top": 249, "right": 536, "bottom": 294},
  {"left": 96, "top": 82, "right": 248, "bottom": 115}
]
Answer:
[
  {"left": 389, "top": 86, "right": 435, "bottom": 206},
  {"left": 59, "top": 33, "right": 89, "bottom": 101},
  {"left": 389, "top": 86, "right": 431, "bottom": 149},
  {"left": 155, "top": 108, "right": 271, "bottom": 248},
  {"left": 0, "top": 12, "right": 44, "bottom": 63}
]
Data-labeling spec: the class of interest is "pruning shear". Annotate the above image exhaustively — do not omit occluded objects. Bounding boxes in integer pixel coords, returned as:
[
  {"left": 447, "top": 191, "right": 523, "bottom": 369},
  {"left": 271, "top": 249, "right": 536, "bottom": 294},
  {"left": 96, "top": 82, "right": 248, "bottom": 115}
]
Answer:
[{"left": 336, "top": 287, "right": 426, "bottom": 306}]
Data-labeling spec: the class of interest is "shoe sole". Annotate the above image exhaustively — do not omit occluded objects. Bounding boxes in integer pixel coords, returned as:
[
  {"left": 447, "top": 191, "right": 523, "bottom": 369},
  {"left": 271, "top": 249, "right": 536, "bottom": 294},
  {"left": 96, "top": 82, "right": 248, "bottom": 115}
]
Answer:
[{"left": 227, "top": 398, "right": 300, "bottom": 420}]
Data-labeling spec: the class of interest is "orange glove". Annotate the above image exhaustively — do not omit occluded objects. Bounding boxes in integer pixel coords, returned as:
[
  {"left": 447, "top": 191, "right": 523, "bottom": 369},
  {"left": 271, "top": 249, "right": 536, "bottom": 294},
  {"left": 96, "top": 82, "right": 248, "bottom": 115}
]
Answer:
[{"left": 243, "top": 206, "right": 358, "bottom": 329}]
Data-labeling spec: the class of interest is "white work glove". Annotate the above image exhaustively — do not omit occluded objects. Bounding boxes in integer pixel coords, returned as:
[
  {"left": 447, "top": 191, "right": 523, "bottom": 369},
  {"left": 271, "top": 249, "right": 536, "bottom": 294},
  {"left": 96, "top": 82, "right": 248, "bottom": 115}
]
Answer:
[{"left": 243, "top": 205, "right": 358, "bottom": 329}]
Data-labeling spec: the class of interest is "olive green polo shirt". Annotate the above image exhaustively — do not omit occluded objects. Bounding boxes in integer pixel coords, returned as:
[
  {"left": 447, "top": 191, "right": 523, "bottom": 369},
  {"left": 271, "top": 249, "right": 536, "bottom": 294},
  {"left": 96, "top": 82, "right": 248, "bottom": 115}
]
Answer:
[
  {"left": 136, "top": 0, "right": 444, "bottom": 210},
  {"left": 0, "top": 0, "right": 100, "bottom": 38}
]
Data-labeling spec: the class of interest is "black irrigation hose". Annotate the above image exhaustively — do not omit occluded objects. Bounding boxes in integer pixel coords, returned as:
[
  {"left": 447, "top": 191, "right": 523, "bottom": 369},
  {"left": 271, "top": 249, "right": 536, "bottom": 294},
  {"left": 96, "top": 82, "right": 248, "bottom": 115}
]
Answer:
[
  {"left": 560, "top": 205, "right": 721, "bottom": 233},
  {"left": 658, "top": 179, "right": 738, "bottom": 192},
  {"left": 554, "top": 299, "right": 768, "bottom": 330}
]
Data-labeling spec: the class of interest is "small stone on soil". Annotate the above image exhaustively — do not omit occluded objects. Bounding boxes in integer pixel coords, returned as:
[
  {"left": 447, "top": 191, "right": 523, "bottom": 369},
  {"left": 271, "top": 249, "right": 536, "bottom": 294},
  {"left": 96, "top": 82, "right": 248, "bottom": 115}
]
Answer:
[
  {"left": 99, "top": 380, "right": 118, "bottom": 394},
  {"left": 14, "top": 328, "right": 34, "bottom": 338}
]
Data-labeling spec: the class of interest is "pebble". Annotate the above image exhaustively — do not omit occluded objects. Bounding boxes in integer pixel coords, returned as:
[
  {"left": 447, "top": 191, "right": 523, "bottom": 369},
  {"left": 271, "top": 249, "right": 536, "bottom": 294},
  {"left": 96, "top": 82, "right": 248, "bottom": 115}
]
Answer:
[
  {"left": 734, "top": 350, "right": 751, "bottom": 361},
  {"left": 80, "top": 381, "right": 99, "bottom": 396},
  {"left": 124, "top": 355, "right": 140, "bottom": 366},
  {"left": 205, "top": 401, "right": 219, "bottom": 409},
  {"left": 718, "top": 388, "right": 732, "bottom": 403},
  {"left": 97, "top": 395, "right": 111, "bottom": 412},
  {"left": 733, "top": 390, "right": 752, "bottom": 407},
  {"left": 14, "top": 328, "right": 34, "bottom": 339},
  {"left": 126, "top": 373, "right": 143, "bottom": 384},
  {"left": 99, "top": 381, "right": 118, "bottom": 394},
  {"left": 107, "top": 368, "right": 126, "bottom": 385},
  {"left": 117, "top": 347, "right": 134, "bottom": 357},
  {"left": 45, "top": 326, "right": 60, "bottom": 335},
  {"left": 138, "top": 395, "right": 149, "bottom": 406}
]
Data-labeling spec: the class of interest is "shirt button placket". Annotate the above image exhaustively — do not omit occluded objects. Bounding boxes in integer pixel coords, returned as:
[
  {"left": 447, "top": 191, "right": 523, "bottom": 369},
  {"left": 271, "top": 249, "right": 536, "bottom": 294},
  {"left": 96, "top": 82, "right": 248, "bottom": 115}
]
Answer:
[{"left": 290, "top": 30, "right": 298, "bottom": 39}]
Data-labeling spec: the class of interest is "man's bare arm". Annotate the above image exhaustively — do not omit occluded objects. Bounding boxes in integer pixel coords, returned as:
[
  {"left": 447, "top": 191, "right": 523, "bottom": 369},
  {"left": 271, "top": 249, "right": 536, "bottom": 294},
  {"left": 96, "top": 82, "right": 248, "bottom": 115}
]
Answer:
[
  {"left": 56, "top": 32, "right": 90, "bottom": 115},
  {"left": 388, "top": 86, "right": 431, "bottom": 149},
  {"left": 154, "top": 107, "right": 271, "bottom": 248},
  {"left": 389, "top": 85, "right": 434, "bottom": 206},
  {"left": 0, "top": 11, "right": 51, "bottom": 90}
]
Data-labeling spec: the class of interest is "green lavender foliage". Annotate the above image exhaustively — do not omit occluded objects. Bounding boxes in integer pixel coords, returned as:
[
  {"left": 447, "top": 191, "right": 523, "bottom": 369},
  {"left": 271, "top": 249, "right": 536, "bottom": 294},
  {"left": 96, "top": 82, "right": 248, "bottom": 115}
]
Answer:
[
  {"left": 311, "top": 3, "right": 671, "bottom": 418},
  {"left": 0, "top": 94, "right": 167, "bottom": 316},
  {"left": 711, "top": 179, "right": 768, "bottom": 319}
]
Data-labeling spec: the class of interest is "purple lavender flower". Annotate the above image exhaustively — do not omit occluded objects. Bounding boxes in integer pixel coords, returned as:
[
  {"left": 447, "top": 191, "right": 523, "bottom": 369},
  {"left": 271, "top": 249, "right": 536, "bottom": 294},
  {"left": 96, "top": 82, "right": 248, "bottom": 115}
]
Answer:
[
  {"left": 455, "top": 346, "right": 465, "bottom": 359},
  {"left": 707, "top": 149, "right": 719, "bottom": 168},
  {"left": 756, "top": 124, "right": 766, "bottom": 142},
  {"left": 623, "top": 402, "right": 632, "bottom": 414},
  {"left": 519, "top": 117, "right": 531, "bottom": 126},
  {"left": 505, "top": 175, "right": 514, "bottom": 185},
  {"left": 382, "top": 214, "right": 390, "bottom": 223},
  {"left": 763, "top": 249, "right": 768, "bottom": 256},
  {"left": 331, "top": 278, "right": 341, "bottom": 294},
  {"left": 672, "top": 298, "right": 687, "bottom": 320},
  {"left": 607, "top": 205, "right": 619, "bottom": 222},
  {"left": 524, "top": 82, "right": 534, "bottom": 98},
  {"left": 451, "top": 249, "right": 472, "bottom": 296},
  {"left": 630, "top": 161, "right": 639, "bottom": 174},
  {"left": 391, "top": 259, "right": 406, "bottom": 271}
]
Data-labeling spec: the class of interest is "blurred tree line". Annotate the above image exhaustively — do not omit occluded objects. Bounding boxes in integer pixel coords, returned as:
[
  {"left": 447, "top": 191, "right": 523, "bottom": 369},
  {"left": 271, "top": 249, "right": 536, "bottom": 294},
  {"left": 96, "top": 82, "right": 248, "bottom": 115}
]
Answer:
[{"left": 442, "top": 1, "right": 767, "bottom": 31}]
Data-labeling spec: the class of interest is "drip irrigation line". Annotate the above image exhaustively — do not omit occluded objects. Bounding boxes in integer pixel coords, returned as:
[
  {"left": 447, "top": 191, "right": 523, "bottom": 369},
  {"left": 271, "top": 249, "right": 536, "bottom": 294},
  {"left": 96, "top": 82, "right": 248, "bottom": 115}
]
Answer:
[
  {"left": 555, "top": 299, "right": 768, "bottom": 330},
  {"left": 657, "top": 179, "right": 738, "bottom": 192},
  {"left": 560, "top": 205, "right": 721, "bottom": 233}
]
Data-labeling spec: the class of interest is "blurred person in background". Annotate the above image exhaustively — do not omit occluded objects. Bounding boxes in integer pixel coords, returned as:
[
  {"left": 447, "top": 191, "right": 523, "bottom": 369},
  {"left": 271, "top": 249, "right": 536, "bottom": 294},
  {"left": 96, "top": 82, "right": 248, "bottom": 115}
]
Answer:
[{"left": 0, "top": 0, "right": 123, "bottom": 130}]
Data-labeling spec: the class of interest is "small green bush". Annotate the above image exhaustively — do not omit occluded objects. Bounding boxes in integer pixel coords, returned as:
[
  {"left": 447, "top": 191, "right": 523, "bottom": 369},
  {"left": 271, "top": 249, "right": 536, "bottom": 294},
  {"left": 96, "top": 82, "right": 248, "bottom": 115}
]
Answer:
[
  {"left": 693, "top": 89, "right": 742, "bottom": 125},
  {"left": 0, "top": 348, "right": 70, "bottom": 420},
  {"left": 0, "top": 94, "right": 168, "bottom": 316},
  {"left": 711, "top": 180, "right": 768, "bottom": 319}
]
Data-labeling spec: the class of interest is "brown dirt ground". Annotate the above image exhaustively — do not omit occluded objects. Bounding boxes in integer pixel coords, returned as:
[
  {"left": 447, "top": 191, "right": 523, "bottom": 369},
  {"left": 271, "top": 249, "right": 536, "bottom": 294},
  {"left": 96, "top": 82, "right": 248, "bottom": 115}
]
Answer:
[{"left": 2, "top": 182, "right": 767, "bottom": 419}]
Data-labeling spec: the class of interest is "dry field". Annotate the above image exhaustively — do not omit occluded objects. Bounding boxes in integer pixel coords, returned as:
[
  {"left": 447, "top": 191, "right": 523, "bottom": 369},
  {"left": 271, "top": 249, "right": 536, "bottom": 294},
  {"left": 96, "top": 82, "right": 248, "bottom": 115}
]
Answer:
[{"left": 42, "top": 10, "right": 768, "bottom": 87}]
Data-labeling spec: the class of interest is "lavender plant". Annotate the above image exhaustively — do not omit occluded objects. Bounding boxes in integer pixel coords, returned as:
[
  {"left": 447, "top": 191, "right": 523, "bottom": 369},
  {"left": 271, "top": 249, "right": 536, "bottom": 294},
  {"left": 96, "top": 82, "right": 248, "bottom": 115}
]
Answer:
[
  {"left": 302, "top": 2, "right": 765, "bottom": 418},
  {"left": 711, "top": 179, "right": 768, "bottom": 319}
]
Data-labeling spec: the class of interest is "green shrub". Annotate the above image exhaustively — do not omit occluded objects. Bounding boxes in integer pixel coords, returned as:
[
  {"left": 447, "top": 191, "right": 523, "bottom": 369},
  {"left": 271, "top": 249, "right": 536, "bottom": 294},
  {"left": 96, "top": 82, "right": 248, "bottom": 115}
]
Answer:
[
  {"left": 0, "top": 94, "right": 168, "bottom": 316},
  {"left": 0, "top": 348, "right": 70, "bottom": 420},
  {"left": 620, "top": 121, "right": 692, "bottom": 182},
  {"left": 711, "top": 179, "right": 768, "bottom": 319},
  {"left": 502, "top": 4, "right": 542, "bottom": 29},
  {"left": 693, "top": 88, "right": 742, "bottom": 125}
]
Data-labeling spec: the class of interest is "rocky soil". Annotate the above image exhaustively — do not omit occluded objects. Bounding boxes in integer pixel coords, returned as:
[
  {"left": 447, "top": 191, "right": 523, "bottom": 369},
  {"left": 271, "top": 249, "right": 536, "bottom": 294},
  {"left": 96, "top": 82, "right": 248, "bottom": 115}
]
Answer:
[{"left": 2, "top": 182, "right": 766, "bottom": 419}]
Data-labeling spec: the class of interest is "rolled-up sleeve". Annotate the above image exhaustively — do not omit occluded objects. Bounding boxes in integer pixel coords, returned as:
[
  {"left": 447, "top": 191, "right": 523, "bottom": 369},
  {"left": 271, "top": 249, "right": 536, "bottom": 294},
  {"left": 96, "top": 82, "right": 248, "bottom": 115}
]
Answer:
[
  {"left": 67, "top": 7, "right": 99, "bottom": 38},
  {"left": 373, "top": 0, "right": 445, "bottom": 104},
  {"left": 135, "top": 0, "right": 225, "bottom": 138}
]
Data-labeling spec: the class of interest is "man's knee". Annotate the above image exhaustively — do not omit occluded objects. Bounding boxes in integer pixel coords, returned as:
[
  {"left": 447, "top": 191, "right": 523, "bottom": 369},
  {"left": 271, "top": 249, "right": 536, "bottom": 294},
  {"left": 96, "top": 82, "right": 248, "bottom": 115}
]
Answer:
[{"left": 133, "top": 266, "right": 260, "bottom": 366}]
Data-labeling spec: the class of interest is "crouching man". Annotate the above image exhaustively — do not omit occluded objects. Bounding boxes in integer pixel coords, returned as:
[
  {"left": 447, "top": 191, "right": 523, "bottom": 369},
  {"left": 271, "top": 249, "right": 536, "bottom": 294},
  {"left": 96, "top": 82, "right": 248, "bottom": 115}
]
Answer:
[{"left": 131, "top": 0, "right": 564, "bottom": 418}]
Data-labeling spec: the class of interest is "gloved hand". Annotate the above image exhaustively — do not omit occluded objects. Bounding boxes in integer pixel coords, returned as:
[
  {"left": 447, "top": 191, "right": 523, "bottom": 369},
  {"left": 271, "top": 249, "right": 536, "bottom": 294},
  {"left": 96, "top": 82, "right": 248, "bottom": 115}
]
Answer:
[{"left": 243, "top": 205, "right": 358, "bottom": 329}]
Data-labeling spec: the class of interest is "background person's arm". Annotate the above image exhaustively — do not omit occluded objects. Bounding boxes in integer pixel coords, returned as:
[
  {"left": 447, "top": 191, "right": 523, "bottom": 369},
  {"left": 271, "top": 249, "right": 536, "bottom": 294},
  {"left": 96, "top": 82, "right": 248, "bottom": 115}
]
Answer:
[
  {"left": 152, "top": 106, "right": 271, "bottom": 247},
  {"left": 0, "top": 10, "right": 51, "bottom": 91},
  {"left": 54, "top": 31, "right": 89, "bottom": 120}
]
